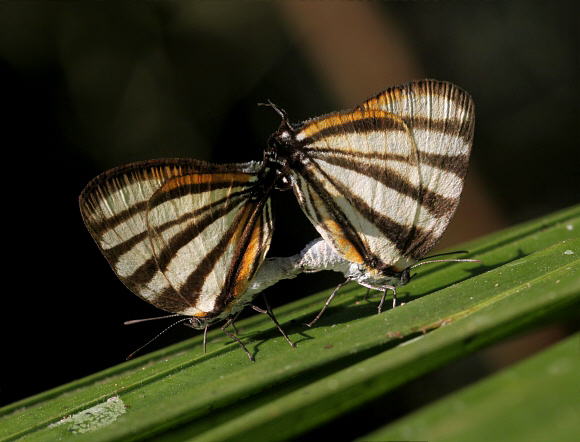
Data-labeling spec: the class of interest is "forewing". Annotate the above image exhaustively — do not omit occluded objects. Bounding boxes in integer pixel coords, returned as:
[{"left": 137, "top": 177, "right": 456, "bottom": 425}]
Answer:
[
  {"left": 286, "top": 80, "right": 474, "bottom": 270},
  {"left": 146, "top": 171, "right": 274, "bottom": 317},
  {"left": 290, "top": 108, "right": 421, "bottom": 270},
  {"left": 362, "top": 79, "right": 475, "bottom": 259}
]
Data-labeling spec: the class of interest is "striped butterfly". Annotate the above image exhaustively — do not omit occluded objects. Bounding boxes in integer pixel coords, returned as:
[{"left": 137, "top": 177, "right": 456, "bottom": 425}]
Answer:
[
  {"left": 264, "top": 80, "right": 476, "bottom": 324},
  {"left": 79, "top": 158, "right": 299, "bottom": 360}
]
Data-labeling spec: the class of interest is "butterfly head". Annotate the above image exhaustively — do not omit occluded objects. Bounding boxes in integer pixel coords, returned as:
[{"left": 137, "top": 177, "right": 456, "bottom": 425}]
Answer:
[
  {"left": 381, "top": 266, "right": 412, "bottom": 287},
  {"left": 184, "top": 316, "right": 209, "bottom": 330},
  {"left": 348, "top": 263, "right": 412, "bottom": 289},
  {"left": 261, "top": 100, "right": 301, "bottom": 165}
]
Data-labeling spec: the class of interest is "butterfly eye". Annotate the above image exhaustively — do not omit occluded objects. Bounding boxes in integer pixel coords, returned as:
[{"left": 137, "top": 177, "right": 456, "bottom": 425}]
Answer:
[
  {"left": 401, "top": 268, "right": 413, "bottom": 284},
  {"left": 275, "top": 174, "right": 293, "bottom": 191}
]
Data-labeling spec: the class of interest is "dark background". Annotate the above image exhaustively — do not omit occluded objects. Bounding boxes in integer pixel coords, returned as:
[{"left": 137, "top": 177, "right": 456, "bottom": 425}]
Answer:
[{"left": 1, "top": 3, "right": 578, "bottom": 407}]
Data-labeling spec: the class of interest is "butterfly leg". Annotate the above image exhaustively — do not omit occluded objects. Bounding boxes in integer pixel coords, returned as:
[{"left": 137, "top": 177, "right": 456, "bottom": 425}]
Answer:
[
  {"left": 221, "top": 318, "right": 254, "bottom": 362},
  {"left": 358, "top": 281, "right": 397, "bottom": 314},
  {"left": 252, "top": 294, "right": 296, "bottom": 347},
  {"left": 377, "top": 285, "right": 397, "bottom": 314},
  {"left": 227, "top": 311, "right": 242, "bottom": 336},
  {"left": 306, "top": 277, "right": 352, "bottom": 327},
  {"left": 363, "top": 287, "right": 371, "bottom": 301},
  {"left": 203, "top": 324, "right": 209, "bottom": 354}
]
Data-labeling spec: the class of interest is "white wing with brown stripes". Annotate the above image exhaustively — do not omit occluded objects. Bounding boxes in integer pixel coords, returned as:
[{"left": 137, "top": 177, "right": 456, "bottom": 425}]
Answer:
[
  {"left": 145, "top": 169, "right": 274, "bottom": 318},
  {"left": 79, "top": 159, "right": 298, "bottom": 359},
  {"left": 361, "top": 80, "right": 474, "bottom": 262},
  {"left": 265, "top": 80, "right": 475, "bottom": 320}
]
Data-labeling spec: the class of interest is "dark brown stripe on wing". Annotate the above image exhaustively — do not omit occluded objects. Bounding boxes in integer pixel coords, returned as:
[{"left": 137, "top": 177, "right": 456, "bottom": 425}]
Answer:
[
  {"left": 301, "top": 146, "right": 410, "bottom": 164},
  {"left": 98, "top": 230, "right": 149, "bottom": 268},
  {"left": 364, "top": 80, "right": 475, "bottom": 144},
  {"left": 148, "top": 188, "right": 252, "bottom": 238},
  {"left": 406, "top": 116, "right": 474, "bottom": 146},
  {"left": 179, "top": 201, "right": 256, "bottom": 306},
  {"left": 293, "top": 158, "right": 438, "bottom": 263},
  {"left": 99, "top": 231, "right": 201, "bottom": 313},
  {"left": 298, "top": 114, "right": 408, "bottom": 147},
  {"left": 157, "top": 168, "right": 275, "bottom": 311},
  {"left": 294, "top": 164, "right": 388, "bottom": 265},
  {"left": 87, "top": 188, "right": 251, "bottom": 285},
  {"left": 419, "top": 152, "right": 471, "bottom": 179},
  {"left": 148, "top": 178, "right": 256, "bottom": 212},
  {"left": 301, "top": 146, "right": 469, "bottom": 179},
  {"left": 83, "top": 200, "right": 148, "bottom": 236},
  {"left": 299, "top": 113, "right": 472, "bottom": 149},
  {"left": 153, "top": 192, "right": 250, "bottom": 273},
  {"left": 298, "top": 152, "right": 457, "bottom": 219},
  {"left": 79, "top": 158, "right": 208, "bottom": 221},
  {"left": 118, "top": 274, "right": 192, "bottom": 314},
  {"left": 214, "top": 170, "right": 279, "bottom": 310}
]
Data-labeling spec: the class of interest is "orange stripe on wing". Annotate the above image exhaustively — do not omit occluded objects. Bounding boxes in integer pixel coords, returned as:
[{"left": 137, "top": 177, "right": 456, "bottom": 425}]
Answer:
[
  {"left": 298, "top": 108, "right": 401, "bottom": 139},
  {"left": 158, "top": 172, "right": 254, "bottom": 192},
  {"left": 234, "top": 213, "right": 266, "bottom": 296},
  {"left": 323, "top": 219, "right": 365, "bottom": 265}
]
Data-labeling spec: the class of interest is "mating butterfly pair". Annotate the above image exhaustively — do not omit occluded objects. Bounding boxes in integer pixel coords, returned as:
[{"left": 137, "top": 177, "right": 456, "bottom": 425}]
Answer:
[{"left": 79, "top": 79, "right": 475, "bottom": 360}]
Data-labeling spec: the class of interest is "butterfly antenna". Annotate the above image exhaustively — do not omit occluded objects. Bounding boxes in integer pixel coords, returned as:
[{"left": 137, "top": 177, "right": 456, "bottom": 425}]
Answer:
[
  {"left": 124, "top": 313, "right": 183, "bottom": 325},
  {"left": 203, "top": 324, "right": 209, "bottom": 354},
  {"left": 417, "top": 250, "right": 473, "bottom": 261},
  {"left": 258, "top": 100, "right": 289, "bottom": 122},
  {"left": 411, "top": 257, "right": 481, "bottom": 269},
  {"left": 125, "top": 317, "right": 190, "bottom": 360}
]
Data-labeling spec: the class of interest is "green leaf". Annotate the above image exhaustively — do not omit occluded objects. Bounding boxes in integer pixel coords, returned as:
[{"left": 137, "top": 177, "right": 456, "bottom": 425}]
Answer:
[
  {"left": 359, "top": 332, "right": 580, "bottom": 442},
  {"left": 1, "top": 204, "right": 579, "bottom": 441}
]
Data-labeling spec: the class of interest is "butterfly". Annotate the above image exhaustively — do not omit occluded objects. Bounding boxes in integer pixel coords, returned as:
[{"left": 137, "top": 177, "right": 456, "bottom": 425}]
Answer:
[
  {"left": 264, "top": 79, "right": 476, "bottom": 324},
  {"left": 79, "top": 158, "right": 299, "bottom": 360}
]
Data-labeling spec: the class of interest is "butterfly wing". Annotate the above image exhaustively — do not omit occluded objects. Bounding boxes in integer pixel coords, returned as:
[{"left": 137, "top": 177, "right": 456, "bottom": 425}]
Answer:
[
  {"left": 287, "top": 109, "right": 421, "bottom": 272},
  {"left": 362, "top": 80, "right": 475, "bottom": 260},
  {"left": 80, "top": 159, "right": 206, "bottom": 312},
  {"left": 79, "top": 159, "right": 273, "bottom": 319},
  {"left": 146, "top": 168, "right": 275, "bottom": 318},
  {"left": 273, "top": 80, "right": 474, "bottom": 272}
]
